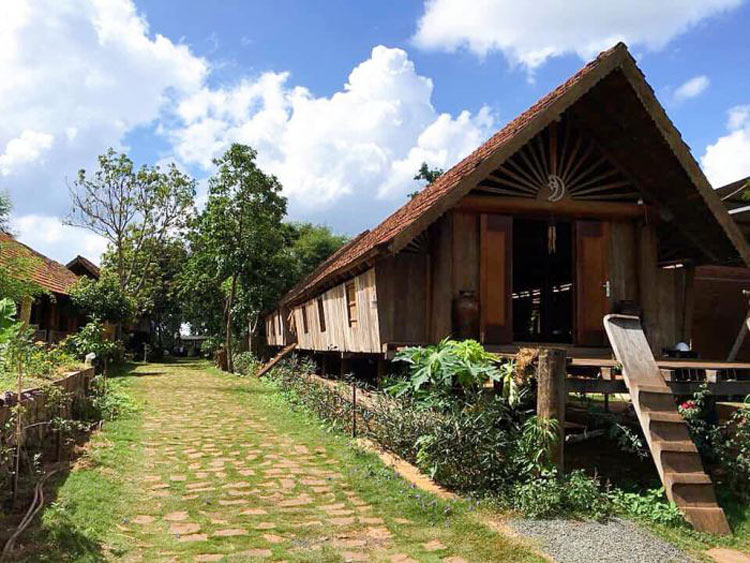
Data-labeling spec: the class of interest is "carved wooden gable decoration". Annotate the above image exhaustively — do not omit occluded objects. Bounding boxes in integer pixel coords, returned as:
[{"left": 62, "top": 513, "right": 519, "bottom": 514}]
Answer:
[{"left": 477, "top": 116, "right": 640, "bottom": 204}]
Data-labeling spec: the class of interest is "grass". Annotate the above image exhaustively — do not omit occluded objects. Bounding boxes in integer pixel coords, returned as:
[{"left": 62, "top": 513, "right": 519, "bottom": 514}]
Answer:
[
  {"left": 15, "top": 359, "right": 540, "bottom": 562},
  {"left": 16, "top": 364, "right": 143, "bottom": 562}
]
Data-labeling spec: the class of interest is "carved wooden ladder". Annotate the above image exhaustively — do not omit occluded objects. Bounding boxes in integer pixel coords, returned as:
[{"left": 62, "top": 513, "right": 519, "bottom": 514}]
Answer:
[
  {"left": 256, "top": 343, "right": 297, "bottom": 378},
  {"left": 603, "top": 314, "right": 731, "bottom": 535}
]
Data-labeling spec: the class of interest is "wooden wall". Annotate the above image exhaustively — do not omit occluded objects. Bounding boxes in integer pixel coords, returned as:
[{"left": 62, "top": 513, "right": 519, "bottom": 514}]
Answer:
[
  {"left": 292, "top": 269, "right": 381, "bottom": 354},
  {"left": 264, "top": 306, "right": 295, "bottom": 348},
  {"left": 638, "top": 223, "right": 695, "bottom": 354},
  {"left": 272, "top": 211, "right": 701, "bottom": 358},
  {"left": 692, "top": 266, "right": 750, "bottom": 360},
  {"left": 375, "top": 252, "right": 429, "bottom": 346}
]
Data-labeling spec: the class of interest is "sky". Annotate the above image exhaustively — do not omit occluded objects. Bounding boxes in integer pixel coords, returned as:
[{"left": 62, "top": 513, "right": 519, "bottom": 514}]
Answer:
[{"left": 3, "top": 0, "right": 750, "bottom": 264}]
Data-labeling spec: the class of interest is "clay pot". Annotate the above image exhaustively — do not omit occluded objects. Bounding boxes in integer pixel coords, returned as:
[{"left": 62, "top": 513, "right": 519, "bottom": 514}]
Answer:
[{"left": 453, "top": 290, "right": 480, "bottom": 340}]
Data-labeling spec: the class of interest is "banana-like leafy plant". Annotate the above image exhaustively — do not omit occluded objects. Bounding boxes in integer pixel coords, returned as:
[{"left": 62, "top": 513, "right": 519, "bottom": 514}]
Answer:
[{"left": 391, "top": 338, "right": 519, "bottom": 406}]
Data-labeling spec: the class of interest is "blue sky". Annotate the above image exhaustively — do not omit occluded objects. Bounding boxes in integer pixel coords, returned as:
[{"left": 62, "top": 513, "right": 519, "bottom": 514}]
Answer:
[{"left": 3, "top": 0, "right": 750, "bottom": 263}]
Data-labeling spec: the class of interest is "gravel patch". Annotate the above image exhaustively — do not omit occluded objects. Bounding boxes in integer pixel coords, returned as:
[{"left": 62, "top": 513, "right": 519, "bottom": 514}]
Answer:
[{"left": 509, "top": 517, "right": 693, "bottom": 563}]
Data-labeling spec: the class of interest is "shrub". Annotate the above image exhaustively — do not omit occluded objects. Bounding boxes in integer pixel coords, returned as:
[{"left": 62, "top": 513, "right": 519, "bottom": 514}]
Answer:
[
  {"left": 392, "top": 338, "right": 519, "bottom": 407},
  {"left": 63, "top": 319, "right": 123, "bottom": 366},
  {"left": 509, "top": 470, "right": 611, "bottom": 520},
  {"left": 608, "top": 487, "right": 685, "bottom": 527},
  {"left": 716, "top": 399, "right": 750, "bottom": 499},
  {"left": 234, "top": 352, "right": 261, "bottom": 377},
  {"left": 412, "top": 398, "right": 519, "bottom": 492},
  {"left": 679, "top": 386, "right": 750, "bottom": 500}
]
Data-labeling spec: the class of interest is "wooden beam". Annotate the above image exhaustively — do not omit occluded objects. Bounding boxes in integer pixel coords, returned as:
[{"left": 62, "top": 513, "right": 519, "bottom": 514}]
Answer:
[
  {"left": 566, "top": 377, "right": 750, "bottom": 396},
  {"left": 456, "top": 195, "right": 648, "bottom": 219}
]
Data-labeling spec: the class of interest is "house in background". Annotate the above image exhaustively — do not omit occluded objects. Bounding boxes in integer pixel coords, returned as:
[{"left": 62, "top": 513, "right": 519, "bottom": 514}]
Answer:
[
  {"left": 265, "top": 43, "right": 750, "bottom": 364},
  {"left": 0, "top": 232, "right": 97, "bottom": 343},
  {"left": 66, "top": 255, "right": 100, "bottom": 280}
]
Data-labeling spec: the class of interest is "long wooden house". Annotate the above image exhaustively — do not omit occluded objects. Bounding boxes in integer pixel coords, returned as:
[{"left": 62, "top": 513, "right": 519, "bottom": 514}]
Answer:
[
  {"left": 266, "top": 43, "right": 750, "bottom": 362},
  {"left": 0, "top": 232, "right": 93, "bottom": 343}
]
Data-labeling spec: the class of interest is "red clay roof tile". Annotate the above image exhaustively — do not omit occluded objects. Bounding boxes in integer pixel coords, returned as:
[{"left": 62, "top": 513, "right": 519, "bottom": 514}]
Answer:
[{"left": 0, "top": 232, "right": 80, "bottom": 295}]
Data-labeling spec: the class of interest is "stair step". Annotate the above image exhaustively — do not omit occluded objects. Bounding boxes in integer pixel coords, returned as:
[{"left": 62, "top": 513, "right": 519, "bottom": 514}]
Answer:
[
  {"left": 655, "top": 440, "right": 699, "bottom": 453},
  {"left": 664, "top": 472, "right": 713, "bottom": 485},
  {"left": 646, "top": 411, "right": 684, "bottom": 424},
  {"left": 681, "top": 507, "right": 732, "bottom": 535},
  {"left": 635, "top": 384, "right": 672, "bottom": 394}
]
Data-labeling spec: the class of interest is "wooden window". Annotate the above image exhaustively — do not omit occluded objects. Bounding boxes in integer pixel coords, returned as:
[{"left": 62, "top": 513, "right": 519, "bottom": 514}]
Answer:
[
  {"left": 345, "top": 281, "right": 358, "bottom": 327},
  {"left": 317, "top": 297, "right": 326, "bottom": 332},
  {"left": 301, "top": 305, "right": 309, "bottom": 334}
]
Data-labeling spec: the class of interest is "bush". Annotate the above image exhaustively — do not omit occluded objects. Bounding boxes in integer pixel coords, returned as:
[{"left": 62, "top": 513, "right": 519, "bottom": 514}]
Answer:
[
  {"left": 679, "top": 386, "right": 750, "bottom": 500},
  {"left": 63, "top": 319, "right": 123, "bottom": 367},
  {"left": 234, "top": 352, "right": 261, "bottom": 377},
  {"left": 608, "top": 487, "right": 685, "bottom": 527},
  {"left": 510, "top": 470, "right": 611, "bottom": 520}
]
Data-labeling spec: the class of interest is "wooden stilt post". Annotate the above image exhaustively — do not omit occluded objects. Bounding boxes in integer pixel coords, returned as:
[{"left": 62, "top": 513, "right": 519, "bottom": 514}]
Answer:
[
  {"left": 340, "top": 354, "right": 349, "bottom": 379},
  {"left": 536, "top": 348, "right": 567, "bottom": 473},
  {"left": 376, "top": 358, "right": 386, "bottom": 383}
]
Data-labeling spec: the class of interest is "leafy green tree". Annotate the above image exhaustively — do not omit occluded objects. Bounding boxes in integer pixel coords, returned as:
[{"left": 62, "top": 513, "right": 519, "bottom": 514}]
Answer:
[
  {"left": 102, "top": 235, "right": 188, "bottom": 347},
  {"left": 0, "top": 192, "right": 10, "bottom": 232},
  {"left": 69, "top": 271, "right": 134, "bottom": 325},
  {"left": 66, "top": 149, "right": 195, "bottom": 300},
  {"left": 284, "top": 222, "right": 349, "bottom": 287},
  {"left": 187, "top": 144, "right": 287, "bottom": 372},
  {"left": 408, "top": 162, "right": 444, "bottom": 199}
]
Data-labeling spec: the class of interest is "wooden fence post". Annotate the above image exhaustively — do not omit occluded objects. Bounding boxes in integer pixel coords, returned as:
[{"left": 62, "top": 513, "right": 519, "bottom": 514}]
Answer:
[{"left": 536, "top": 348, "right": 567, "bottom": 473}]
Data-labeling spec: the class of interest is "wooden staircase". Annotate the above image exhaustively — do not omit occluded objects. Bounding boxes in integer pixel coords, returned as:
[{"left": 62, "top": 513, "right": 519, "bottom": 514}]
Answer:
[
  {"left": 603, "top": 314, "right": 731, "bottom": 535},
  {"left": 256, "top": 343, "right": 297, "bottom": 378}
]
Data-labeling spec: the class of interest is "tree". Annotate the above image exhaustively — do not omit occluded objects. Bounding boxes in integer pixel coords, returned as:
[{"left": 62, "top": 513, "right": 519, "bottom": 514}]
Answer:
[
  {"left": 66, "top": 149, "right": 195, "bottom": 301},
  {"left": 188, "top": 144, "right": 287, "bottom": 372},
  {"left": 408, "top": 162, "right": 444, "bottom": 199},
  {"left": 284, "top": 222, "right": 349, "bottom": 286},
  {"left": 69, "top": 271, "right": 134, "bottom": 325},
  {"left": 0, "top": 192, "right": 10, "bottom": 232}
]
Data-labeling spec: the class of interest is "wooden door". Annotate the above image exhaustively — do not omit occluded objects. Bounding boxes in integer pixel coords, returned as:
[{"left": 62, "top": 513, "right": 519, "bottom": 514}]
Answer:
[
  {"left": 575, "top": 220, "right": 610, "bottom": 346},
  {"left": 480, "top": 214, "right": 512, "bottom": 344}
]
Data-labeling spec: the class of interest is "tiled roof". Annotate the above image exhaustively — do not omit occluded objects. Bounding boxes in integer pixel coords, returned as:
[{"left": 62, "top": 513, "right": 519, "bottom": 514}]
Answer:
[
  {"left": 282, "top": 43, "right": 627, "bottom": 305},
  {"left": 0, "top": 232, "right": 80, "bottom": 295}
]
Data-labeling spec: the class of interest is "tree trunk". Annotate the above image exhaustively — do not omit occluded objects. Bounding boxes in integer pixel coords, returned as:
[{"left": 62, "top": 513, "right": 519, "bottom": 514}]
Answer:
[{"left": 225, "top": 273, "right": 238, "bottom": 373}]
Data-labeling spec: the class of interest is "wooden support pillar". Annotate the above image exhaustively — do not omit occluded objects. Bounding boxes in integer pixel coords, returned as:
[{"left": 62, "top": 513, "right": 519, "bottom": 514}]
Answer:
[
  {"left": 536, "top": 348, "right": 567, "bottom": 472},
  {"left": 340, "top": 355, "right": 350, "bottom": 379},
  {"left": 376, "top": 358, "right": 386, "bottom": 383}
]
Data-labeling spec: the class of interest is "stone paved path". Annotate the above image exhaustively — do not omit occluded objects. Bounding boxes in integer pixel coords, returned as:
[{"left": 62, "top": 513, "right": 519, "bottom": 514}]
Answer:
[{"left": 120, "top": 360, "right": 534, "bottom": 562}]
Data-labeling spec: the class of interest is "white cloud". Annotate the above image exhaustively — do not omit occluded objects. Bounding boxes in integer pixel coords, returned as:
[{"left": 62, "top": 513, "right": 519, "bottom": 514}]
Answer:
[
  {"left": 0, "top": 0, "right": 207, "bottom": 216},
  {"left": 701, "top": 105, "right": 750, "bottom": 188},
  {"left": 673, "top": 75, "right": 710, "bottom": 102},
  {"left": 169, "top": 46, "right": 494, "bottom": 209},
  {"left": 10, "top": 214, "right": 108, "bottom": 264},
  {"left": 0, "top": 130, "right": 54, "bottom": 175},
  {"left": 413, "top": 0, "right": 743, "bottom": 69}
]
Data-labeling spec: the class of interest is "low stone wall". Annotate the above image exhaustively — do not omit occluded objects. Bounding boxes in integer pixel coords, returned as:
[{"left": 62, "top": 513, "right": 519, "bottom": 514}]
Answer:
[{"left": 0, "top": 367, "right": 96, "bottom": 451}]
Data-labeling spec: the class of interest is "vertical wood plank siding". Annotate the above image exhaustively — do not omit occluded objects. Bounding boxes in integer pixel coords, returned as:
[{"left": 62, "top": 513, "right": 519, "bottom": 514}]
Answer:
[{"left": 292, "top": 269, "right": 381, "bottom": 353}]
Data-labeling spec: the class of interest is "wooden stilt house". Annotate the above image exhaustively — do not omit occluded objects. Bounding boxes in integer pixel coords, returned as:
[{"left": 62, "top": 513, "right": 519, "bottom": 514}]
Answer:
[{"left": 266, "top": 43, "right": 750, "bottom": 361}]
